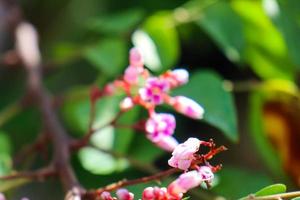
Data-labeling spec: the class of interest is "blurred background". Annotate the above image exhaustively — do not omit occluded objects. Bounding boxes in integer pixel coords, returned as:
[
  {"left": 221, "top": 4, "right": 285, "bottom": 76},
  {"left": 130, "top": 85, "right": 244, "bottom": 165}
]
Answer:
[{"left": 1, "top": 0, "right": 300, "bottom": 199}]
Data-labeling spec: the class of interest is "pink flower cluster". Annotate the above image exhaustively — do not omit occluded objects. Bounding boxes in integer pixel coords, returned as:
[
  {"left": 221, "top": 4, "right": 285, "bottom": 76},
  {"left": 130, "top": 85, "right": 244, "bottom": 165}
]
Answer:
[
  {"left": 141, "top": 168, "right": 212, "bottom": 200},
  {"left": 115, "top": 48, "right": 204, "bottom": 151},
  {"left": 99, "top": 137, "right": 216, "bottom": 200},
  {"left": 167, "top": 138, "right": 215, "bottom": 198}
]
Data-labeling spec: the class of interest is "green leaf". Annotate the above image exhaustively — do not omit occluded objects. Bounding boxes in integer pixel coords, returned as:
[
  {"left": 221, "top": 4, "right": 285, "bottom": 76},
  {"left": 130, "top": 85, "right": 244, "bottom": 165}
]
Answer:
[
  {"left": 78, "top": 146, "right": 128, "bottom": 175},
  {"left": 114, "top": 107, "right": 140, "bottom": 153},
  {"left": 197, "top": 1, "right": 245, "bottom": 62},
  {"left": 129, "top": 133, "right": 164, "bottom": 163},
  {"left": 213, "top": 166, "right": 273, "bottom": 199},
  {"left": 62, "top": 87, "right": 122, "bottom": 135},
  {"left": 0, "top": 131, "right": 12, "bottom": 176},
  {"left": 83, "top": 38, "right": 127, "bottom": 77},
  {"left": 232, "top": 0, "right": 295, "bottom": 80},
  {"left": 255, "top": 183, "right": 286, "bottom": 196},
  {"left": 291, "top": 197, "right": 300, "bottom": 200},
  {"left": 132, "top": 11, "right": 180, "bottom": 72},
  {"left": 173, "top": 70, "right": 238, "bottom": 142},
  {"left": 87, "top": 9, "right": 144, "bottom": 34},
  {"left": 263, "top": 0, "right": 300, "bottom": 67}
]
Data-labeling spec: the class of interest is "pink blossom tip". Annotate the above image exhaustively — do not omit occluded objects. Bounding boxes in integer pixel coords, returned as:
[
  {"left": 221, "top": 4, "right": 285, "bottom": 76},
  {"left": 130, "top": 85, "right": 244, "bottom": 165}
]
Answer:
[
  {"left": 171, "top": 69, "right": 189, "bottom": 86},
  {"left": 116, "top": 188, "right": 134, "bottom": 200},
  {"left": 172, "top": 96, "right": 204, "bottom": 119},
  {"left": 153, "top": 136, "right": 179, "bottom": 152},
  {"left": 100, "top": 191, "right": 113, "bottom": 200},
  {"left": 142, "top": 187, "right": 168, "bottom": 200},
  {"left": 129, "top": 48, "right": 143, "bottom": 67},
  {"left": 120, "top": 97, "right": 134, "bottom": 111},
  {"left": 124, "top": 65, "right": 140, "bottom": 84},
  {"left": 168, "top": 170, "right": 203, "bottom": 197}
]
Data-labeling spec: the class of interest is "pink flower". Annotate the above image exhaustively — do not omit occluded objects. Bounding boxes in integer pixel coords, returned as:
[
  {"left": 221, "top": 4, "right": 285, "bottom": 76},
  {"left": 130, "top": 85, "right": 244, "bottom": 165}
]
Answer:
[
  {"left": 198, "top": 166, "right": 214, "bottom": 182},
  {"left": 142, "top": 187, "right": 168, "bottom": 200},
  {"left": 172, "top": 96, "right": 204, "bottom": 119},
  {"left": 153, "top": 136, "right": 179, "bottom": 152},
  {"left": 146, "top": 113, "right": 176, "bottom": 142},
  {"left": 116, "top": 188, "right": 134, "bottom": 200},
  {"left": 139, "top": 77, "right": 170, "bottom": 105},
  {"left": 168, "top": 138, "right": 201, "bottom": 171},
  {"left": 129, "top": 48, "right": 143, "bottom": 68},
  {"left": 167, "top": 170, "right": 202, "bottom": 198},
  {"left": 100, "top": 191, "right": 114, "bottom": 200}
]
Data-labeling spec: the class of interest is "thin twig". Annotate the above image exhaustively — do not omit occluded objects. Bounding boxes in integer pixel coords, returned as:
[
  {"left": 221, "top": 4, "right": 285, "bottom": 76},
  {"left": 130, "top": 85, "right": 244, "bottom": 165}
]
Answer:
[{"left": 0, "top": 166, "right": 55, "bottom": 181}]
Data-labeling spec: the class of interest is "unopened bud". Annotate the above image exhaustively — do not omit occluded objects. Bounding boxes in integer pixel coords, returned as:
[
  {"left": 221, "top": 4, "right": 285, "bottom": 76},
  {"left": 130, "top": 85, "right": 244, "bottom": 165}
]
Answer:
[
  {"left": 171, "top": 69, "right": 189, "bottom": 86},
  {"left": 100, "top": 191, "right": 114, "bottom": 200},
  {"left": 120, "top": 97, "right": 134, "bottom": 111},
  {"left": 129, "top": 48, "right": 144, "bottom": 67},
  {"left": 116, "top": 189, "right": 134, "bottom": 200},
  {"left": 172, "top": 96, "right": 204, "bottom": 119},
  {"left": 153, "top": 136, "right": 178, "bottom": 152},
  {"left": 168, "top": 170, "right": 202, "bottom": 197}
]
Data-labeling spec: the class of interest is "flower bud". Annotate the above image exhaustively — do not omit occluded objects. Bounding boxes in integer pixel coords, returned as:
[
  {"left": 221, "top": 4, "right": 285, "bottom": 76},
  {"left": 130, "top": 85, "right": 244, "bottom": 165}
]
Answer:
[
  {"left": 142, "top": 187, "right": 168, "bottom": 200},
  {"left": 124, "top": 66, "right": 140, "bottom": 84},
  {"left": 171, "top": 69, "right": 189, "bottom": 86},
  {"left": 153, "top": 136, "right": 179, "bottom": 152},
  {"left": 116, "top": 189, "right": 134, "bottom": 200},
  {"left": 100, "top": 191, "right": 114, "bottom": 200},
  {"left": 120, "top": 97, "right": 134, "bottom": 111},
  {"left": 172, "top": 96, "right": 204, "bottom": 119},
  {"left": 130, "top": 48, "right": 143, "bottom": 67},
  {"left": 168, "top": 170, "right": 202, "bottom": 197},
  {"left": 142, "top": 187, "right": 154, "bottom": 200}
]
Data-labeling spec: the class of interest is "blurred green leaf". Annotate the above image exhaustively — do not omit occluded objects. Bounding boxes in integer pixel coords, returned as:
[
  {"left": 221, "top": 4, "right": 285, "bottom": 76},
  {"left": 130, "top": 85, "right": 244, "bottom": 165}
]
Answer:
[
  {"left": 173, "top": 70, "right": 238, "bottom": 142},
  {"left": 78, "top": 146, "right": 128, "bottom": 175},
  {"left": 232, "top": 0, "right": 295, "bottom": 80},
  {"left": 114, "top": 107, "right": 140, "bottom": 153},
  {"left": 132, "top": 11, "right": 179, "bottom": 72},
  {"left": 213, "top": 166, "right": 273, "bottom": 199},
  {"left": 0, "top": 132, "right": 12, "bottom": 176},
  {"left": 129, "top": 133, "right": 164, "bottom": 163},
  {"left": 62, "top": 87, "right": 122, "bottom": 135},
  {"left": 255, "top": 183, "right": 286, "bottom": 196},
  {"left": 51, "top": 42, "right": 80, "bottom": 64},
  {"left": 83, "top": 38, "right": 127, "bottom": 77},
  {"left": 87, "top": 9, "right": 144, "bottom": 34},
  {"left": 264, "top": 0, "right": 300, "bottom": 67},
  {"left": 291, "top": 197, "right": 300, "bottom": 200},
  {"left": 198, "top": 1, "right": 245, "bottom": 62}
]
